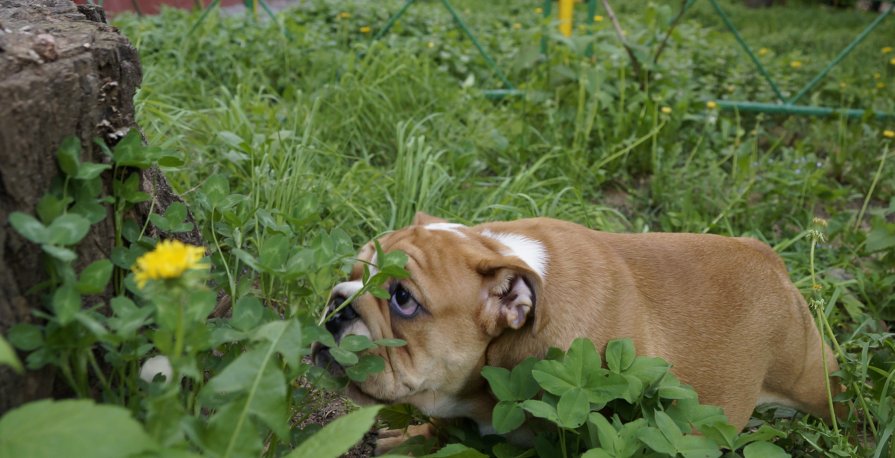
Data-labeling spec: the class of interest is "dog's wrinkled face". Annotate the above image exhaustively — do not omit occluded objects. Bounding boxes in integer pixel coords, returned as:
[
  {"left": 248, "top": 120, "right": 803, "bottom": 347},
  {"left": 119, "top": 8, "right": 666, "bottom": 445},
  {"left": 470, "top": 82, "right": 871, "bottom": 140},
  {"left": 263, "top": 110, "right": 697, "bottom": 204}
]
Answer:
[{"left": 313, "top": 214, "right": 543, "bottom": 417}]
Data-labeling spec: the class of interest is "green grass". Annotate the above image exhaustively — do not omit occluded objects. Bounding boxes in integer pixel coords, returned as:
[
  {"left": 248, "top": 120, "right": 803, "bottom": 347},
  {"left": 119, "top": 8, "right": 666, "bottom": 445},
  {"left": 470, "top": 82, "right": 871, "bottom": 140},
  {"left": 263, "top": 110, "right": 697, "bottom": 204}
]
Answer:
[{"left": 114, "top": 0, "right": 895, "bottom": 455}]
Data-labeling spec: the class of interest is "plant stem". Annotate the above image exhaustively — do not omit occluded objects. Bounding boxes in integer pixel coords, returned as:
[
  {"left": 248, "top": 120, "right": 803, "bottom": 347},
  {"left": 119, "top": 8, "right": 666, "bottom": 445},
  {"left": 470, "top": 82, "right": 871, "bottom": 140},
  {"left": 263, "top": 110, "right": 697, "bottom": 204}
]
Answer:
[
  {"left": 853, "top": 143, "right": 889, "bottom": 232},
  {"left": 810, "top": 236, "right": 839, "bottom": 434},
  {"left": 601, "top": 0, "right": 642, "bottom": 83}
]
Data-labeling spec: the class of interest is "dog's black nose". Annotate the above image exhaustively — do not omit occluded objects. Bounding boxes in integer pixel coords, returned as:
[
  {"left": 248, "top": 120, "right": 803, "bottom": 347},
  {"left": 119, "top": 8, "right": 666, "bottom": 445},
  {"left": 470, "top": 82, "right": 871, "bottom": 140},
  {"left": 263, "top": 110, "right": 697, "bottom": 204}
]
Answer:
[{"left": 325, "top": 295, "right": 358, "bottom": 336}]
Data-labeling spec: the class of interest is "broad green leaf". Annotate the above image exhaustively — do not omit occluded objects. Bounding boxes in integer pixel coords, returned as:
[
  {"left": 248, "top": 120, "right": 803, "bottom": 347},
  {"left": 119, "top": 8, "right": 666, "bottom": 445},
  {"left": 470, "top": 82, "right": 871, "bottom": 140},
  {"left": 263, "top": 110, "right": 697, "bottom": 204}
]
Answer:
[
  {"left": 588, "top": 412, "right": 618, "bottom": 453},
  {"left": 200, "top": 344, "right": 289, "bottom": 441},
  {"left": 482, "top": 366, "right": 514, "bottom": 401},
  {"left": 254, "top": 320, "right": 302, "bottom": 368},
  {"left": 605, "top": 339, "right": 636, "bottom": 373},
  {"left": 581, "top": 449, "right": 613, "bottom": 458},
  {"left": 46, "top": 213, "right": 91, "bottom": 246},
  {"left": 109, "top": 296, "right": 153, "bottom": 339},
  {"left": 77, "top": 259, "right": 113, "bottom": 294},
  {"left": 52, "top": 284, "right": 81, "bottom": 325},
  {"left": 636, "top": 426, "right": 676, "bottom": 455},
  {"left": 532, "top": 360, "right": 576, "bottom": 396},
  {"left": 36, "top": 194, "right": 69, "bottom": 224},
  {"left": 346, "top": 354, "right": 385, "bottom": 382},
  {"left": 654, "top": 411, "right": 684, "bottom": 446},
  {"left": 201, "top": 175, "right": 230, "bottom": 208},
  {"left": 329, "top": 346, "right": 359, "bottom": 366},
  {"left": 509, "top": 357, "right": 541, "bottom": 400},
  {"left": 697, "top": 421, "right": 738, "bottom": 450},
  {"left": 75, "top": 162, "right": 111, "bottom": 180},
  {"left": 8, "top": 212, "right": 48, "bottom": 244},
  {"left": 56, "top": 137, "right": 81, "bottom": 176},
  {"left": 0, "top": 399, "right": 156, "bottom": 458},
  {"left": 201, "top": 400, "right": 262, "bottom": 458},
  {"left": 423, "top": 443, "right": 488, "bottom": 458},
  {"left": 0, "top": 334, "right": 23, "bottom": 373},
  {"left": 521, "top": 399, "right": 558, "bottom": 424},
  {"left": 566, "top": 338, "right": 601, "bottom": 385},
  {"left": 733, "top": 424, "right": 787, "bottom": 449},
  {"left": 340, "top": 334, "right": 377, "bottom": 352},
  {"left": 112, "top": 129, "right": 152, "bottom": 168},
  {"left": 658, "top": 384, "right": 698, "bottom": 400},
  {"left": 70, "top": 197, "right": 106, "bottom": 224},
  {"left": 378, "top": 404, "right": 417, "bottom": 430},
  {"left": 374, "top": 338, "right": 407, "bottom": 347},
  {"left": 557, "top": 387, "right": 589, "bottom": 429},
  {"left": 617, "top": 419, "right": 649, "bottom": 457},
  {"left": 866, "top": 219, "right": 895, "bottom": 253},
  {"left": 623, "top": 356, "right": 669, "bottom": 385},
  {"left": 231, "top": 248, "right": 260, "bottom": 272},
  {"left": 584, "top": 370, "right": 632, "bottom": 404},
  {"left": 742, "top": 441, "right": 789, "bottom": 458},
  {"left": 41, "top": 244, "right": 77, "bottom": 262},
  {"left": 677, "top": 435, "right": 722, "bottom": 458},
  {"left": 232, "top": 295, "right": 264, "bottom": 331},
  {"left": 668, "top": 398, "right": 728, "bottom": 428},
  {"left": 491, "top": 442, "right": 532, "bottom": 458},
  {"left": 6, "top": 324, "right": 43, "bottom": 351},
  {"left": 492, "top": 401, "right": 525, "bottom": 434},
  {"left": 285, "top": 405, "right": 382, "bottom": 458},
  {"left": 259, "top": 234, "right": 290, "bottom": 270}
]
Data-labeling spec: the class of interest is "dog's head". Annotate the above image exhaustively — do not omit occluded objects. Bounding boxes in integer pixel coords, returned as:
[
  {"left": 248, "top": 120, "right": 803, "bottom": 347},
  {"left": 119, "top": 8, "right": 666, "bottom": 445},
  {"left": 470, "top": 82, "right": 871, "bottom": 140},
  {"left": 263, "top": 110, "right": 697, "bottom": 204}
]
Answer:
[{"left": 312, "top": 212, "right": 546, "bottom": 417}]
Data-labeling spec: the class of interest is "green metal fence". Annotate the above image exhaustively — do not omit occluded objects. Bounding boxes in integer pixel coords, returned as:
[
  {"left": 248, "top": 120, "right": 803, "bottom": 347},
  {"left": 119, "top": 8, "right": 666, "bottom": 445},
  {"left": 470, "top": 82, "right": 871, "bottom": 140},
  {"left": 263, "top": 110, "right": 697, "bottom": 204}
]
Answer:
[{"left": 369, "top": 0, "right": 892, "bottom": 118}]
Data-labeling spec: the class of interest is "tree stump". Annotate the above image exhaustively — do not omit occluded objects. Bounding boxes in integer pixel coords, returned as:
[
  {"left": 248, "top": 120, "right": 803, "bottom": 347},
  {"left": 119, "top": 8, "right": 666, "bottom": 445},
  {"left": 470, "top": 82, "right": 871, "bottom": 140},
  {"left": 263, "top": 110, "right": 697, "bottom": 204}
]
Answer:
[{"left": 0, "top": 0, "right": 197, "bottom": 413}]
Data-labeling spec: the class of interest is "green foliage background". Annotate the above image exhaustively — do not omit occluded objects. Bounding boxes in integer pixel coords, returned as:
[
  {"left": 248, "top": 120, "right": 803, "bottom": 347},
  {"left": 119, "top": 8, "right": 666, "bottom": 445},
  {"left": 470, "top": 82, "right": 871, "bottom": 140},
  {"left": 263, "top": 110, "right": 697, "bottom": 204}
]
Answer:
[{"left": 1, "top": 0, "right": 894, "bottom": 456}]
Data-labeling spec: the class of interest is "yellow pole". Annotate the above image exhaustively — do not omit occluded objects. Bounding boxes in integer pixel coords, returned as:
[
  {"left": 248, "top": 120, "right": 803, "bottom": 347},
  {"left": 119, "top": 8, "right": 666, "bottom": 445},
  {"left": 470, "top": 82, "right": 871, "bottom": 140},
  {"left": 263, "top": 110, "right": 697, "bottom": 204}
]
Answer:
[{"left": 558, "top": 0, "right": 574, "bottom": 37}]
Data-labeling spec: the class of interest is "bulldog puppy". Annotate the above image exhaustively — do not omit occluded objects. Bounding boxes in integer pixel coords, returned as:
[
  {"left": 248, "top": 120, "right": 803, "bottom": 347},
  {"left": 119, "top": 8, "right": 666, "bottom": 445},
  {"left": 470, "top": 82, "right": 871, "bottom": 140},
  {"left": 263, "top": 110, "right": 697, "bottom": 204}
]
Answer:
[{"left": 313, "top": 212, "right": 842, "bottom": 446}]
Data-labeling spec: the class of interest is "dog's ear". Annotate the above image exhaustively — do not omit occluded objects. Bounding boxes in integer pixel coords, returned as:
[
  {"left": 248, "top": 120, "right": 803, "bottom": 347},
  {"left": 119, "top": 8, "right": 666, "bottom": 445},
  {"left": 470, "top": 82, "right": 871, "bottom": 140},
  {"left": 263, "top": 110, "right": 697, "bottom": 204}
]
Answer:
[
  {"left": 476, "top": 257, "right": 546, "bottom": 336},
  {"left": 412, "top": 211, "right": 448, "bottom": 226}
]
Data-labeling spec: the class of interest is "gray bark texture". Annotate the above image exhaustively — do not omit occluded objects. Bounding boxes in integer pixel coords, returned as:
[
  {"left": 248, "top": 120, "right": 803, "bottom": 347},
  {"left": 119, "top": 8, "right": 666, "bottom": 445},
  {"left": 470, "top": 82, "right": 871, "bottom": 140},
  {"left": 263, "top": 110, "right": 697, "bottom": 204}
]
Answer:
[{"left": 0, "top": 0, "right": 198, "bottom": 413}]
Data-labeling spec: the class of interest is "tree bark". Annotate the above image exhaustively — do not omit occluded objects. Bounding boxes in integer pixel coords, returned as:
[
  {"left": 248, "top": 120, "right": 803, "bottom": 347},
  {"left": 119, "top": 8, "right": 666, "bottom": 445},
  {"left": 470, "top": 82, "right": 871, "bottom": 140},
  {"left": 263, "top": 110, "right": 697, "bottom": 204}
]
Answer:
[{"left": 0, "top": 0, "right": 197, "bottom": 413}]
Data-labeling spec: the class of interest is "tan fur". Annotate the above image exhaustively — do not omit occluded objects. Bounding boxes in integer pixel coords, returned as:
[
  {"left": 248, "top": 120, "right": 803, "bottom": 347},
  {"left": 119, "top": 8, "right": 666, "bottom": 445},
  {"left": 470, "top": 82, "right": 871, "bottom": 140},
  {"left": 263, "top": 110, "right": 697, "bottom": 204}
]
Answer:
[{"left": 317, "top": 214, "right": 843, "bottom": 448}]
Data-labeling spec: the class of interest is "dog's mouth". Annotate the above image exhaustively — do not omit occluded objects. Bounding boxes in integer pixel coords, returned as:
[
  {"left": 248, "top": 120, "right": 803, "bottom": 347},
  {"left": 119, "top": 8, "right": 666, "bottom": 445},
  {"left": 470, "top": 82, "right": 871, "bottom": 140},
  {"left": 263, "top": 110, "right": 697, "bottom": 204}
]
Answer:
[
  {"left": 312, "top": 343, "right": 392, "bottom": 405},
  {"left": 311, "top": 344, "right": 345, "bottom": 377}
]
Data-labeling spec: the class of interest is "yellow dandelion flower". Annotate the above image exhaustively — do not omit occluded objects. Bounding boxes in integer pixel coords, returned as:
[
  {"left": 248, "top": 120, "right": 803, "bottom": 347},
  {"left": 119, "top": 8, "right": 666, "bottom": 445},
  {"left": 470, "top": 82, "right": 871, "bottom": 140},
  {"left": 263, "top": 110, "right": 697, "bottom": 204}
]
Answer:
[
  {"left": 882, "top": 46, "right": 893, "bottom": 54},
  {"left": 890, "top": 57, "right": 895, "bottom": 65},
  {"left": 874, "top": 72, "right": 881, "bottom": 79},
  {"left": 535, "top": 7, "right": 543, "bottom": 14},
  {"left": 878, "top": 82, "right": 887, "bottom": 89},
  {"left": 758, "top": 47, "right": 769, "bottom": 57},
  {"left": 706, "top": 100, "right": 718, "bottom": 109},
  {"left": 790, "top": 60, "right": 802, "bottom": 69},
  {"left": 360, "top": 26, "right": 371, "bottom": 33},
  {"left": 661, "top": 106, "right": 672, "bottom": 114},
  {"left": 512, "top": 22, "right": 522, "bottom": 30},
  {"left": 427, "top": 41, "right": 435, "bottom": 48},
  {"left": 594, "top": 15, "right": 604, "bottom": 22},
  {"left": 884, "top": 130, "right": 895, "bottom": 138},
  {"left": 132, "top": 240, "right": 207, "bottom": 289},
  {"left": 839, "top": 81, "right": 847, "bottom": 89},
  {"left": 338, "top": 12, "right": 350, "bottom": 19}
]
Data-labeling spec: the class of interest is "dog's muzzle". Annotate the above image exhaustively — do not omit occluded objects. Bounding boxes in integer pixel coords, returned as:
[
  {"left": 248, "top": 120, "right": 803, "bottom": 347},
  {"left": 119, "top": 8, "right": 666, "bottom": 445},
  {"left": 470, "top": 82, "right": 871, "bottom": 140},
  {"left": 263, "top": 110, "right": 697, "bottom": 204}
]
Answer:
[{"left": 312, "top": 292, "right": 359, "bottom": 375}]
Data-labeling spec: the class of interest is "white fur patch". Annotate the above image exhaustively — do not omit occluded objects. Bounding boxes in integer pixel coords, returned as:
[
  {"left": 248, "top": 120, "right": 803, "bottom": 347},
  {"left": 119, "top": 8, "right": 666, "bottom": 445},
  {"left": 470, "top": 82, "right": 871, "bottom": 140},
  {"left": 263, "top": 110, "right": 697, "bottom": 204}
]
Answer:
[
  {"left": 425, "top": 222, "right": 467, "bottom": 238},
  {"left": 332, "top": 280, "right": 363, "bottom": 299},
  {"left": 482, "top": 230, "right": 548, "bottom": 279}
]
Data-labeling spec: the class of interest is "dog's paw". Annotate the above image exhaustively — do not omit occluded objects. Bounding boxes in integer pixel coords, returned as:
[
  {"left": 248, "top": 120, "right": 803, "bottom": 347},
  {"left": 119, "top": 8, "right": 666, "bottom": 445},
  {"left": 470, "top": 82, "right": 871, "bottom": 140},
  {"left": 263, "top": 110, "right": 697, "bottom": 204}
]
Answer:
[{"left": 375, "top": 423, "right": 435, "bottom": 456}]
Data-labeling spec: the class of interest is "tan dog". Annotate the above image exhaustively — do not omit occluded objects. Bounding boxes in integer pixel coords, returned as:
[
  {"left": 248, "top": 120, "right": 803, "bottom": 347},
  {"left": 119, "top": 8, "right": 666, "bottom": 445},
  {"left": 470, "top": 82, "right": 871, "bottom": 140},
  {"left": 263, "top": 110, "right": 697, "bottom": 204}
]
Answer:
[{"left": 314, "top": 213, "right": 842, "bottom": 447}]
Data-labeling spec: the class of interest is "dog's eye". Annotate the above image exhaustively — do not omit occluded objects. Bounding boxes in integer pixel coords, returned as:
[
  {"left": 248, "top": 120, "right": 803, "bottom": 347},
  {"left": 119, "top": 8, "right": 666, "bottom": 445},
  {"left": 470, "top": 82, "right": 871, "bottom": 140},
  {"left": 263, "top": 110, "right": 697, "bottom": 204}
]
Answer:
[{"left": 389, "top": 284, "right": 420, "bottom": 318}]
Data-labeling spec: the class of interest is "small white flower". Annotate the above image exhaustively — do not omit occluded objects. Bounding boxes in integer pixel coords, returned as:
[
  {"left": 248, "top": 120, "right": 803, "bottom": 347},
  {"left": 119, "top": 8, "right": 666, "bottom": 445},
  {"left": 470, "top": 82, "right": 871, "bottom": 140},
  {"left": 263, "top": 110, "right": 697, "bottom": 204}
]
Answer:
[{"left": 140, "top": 355, "right": 172, "bottom": 383}]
